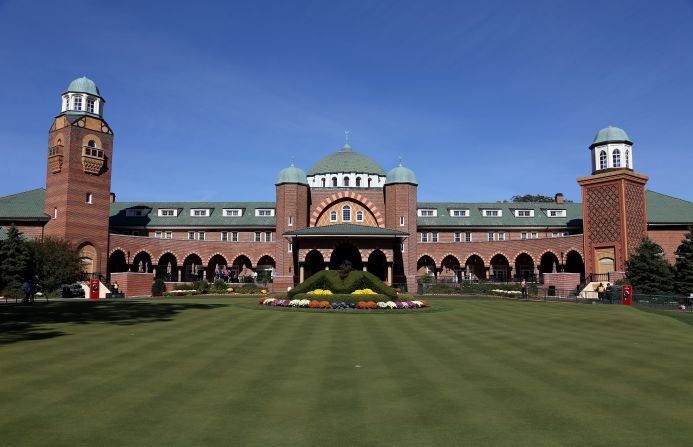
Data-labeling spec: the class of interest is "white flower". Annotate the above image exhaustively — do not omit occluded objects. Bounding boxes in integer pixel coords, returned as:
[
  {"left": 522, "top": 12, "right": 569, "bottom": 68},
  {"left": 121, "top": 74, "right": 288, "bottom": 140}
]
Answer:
[
  {"left": 377, "top": 301, "right": 387, "bottom": 308},
  {"left": 386, "top": 301, "right": 396, "bottom": 309},
  {"left": 299, "top": 299, "right": 310, "bottom": 307},
  {"left": 412, "top": 300, "right": 425, "bottom": 308},
  {"left": 263, "top": 298, "right": 276, "bottom": 305}
]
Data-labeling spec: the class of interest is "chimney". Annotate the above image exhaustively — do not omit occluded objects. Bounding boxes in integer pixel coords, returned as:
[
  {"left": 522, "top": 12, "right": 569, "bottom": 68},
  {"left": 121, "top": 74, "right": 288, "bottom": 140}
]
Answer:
[
  {"left": 110, "top": 192, "right": 116, "bottom": 203},
  {"left": 555, "top": 193, "right": 564, "bottom": 204}
]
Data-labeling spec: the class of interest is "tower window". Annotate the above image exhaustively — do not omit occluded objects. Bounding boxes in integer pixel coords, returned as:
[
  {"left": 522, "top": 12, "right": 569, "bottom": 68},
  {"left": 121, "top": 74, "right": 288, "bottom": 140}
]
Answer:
[
  {"left": 288, "top": 216, "right": 293, "bottom": 226},
  {"left": 599, "top": 150, "right": 607, "bottom": 170},
  {"left": 86, "top": 192, "right": 93, "bottom": 204},
  {"left": 332, "top": 177, "right": 338, "bottom": 187},
  {"left": 321, "top": 178, "right": 326, "bottom": 187},
  {"left": 53, "top": 207, "right": 58, "bottom": 219},
  {"left": 88, "top": 140, "right": 96, "bottom": 148},
  {"left": 344, "top": 177, "right": 350, "bottom": 187},
  {"left": 342, "top": 205, "right": 351, "bottom": 222},
  {"left": 356, "top": 177, "right": 361, "bottom": 187},
  {"left": 612, "top": 149, "right": 621, "bottom": 168},
  {"left": 625, "top": 149, "right": 630, "bottom": 168},
  {"left": 368, "top": 178, "right": 372, "bottom": 187},
  {"left": 87, "top": 99, "right": 95, "bottom": 113},
  {"left": 73, "top": 95, "right": 83, "bottom": 110},
  {"left": 400, "top": 216, "right": 405, "bottom": 226}
]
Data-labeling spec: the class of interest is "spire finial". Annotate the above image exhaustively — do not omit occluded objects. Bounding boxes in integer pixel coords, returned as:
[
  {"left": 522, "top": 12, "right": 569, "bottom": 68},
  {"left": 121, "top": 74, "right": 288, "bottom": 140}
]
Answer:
[
  {"left": 290, "top": 156, "right": 295, "bottom": 167},
  {"left": 398, "top": 156, "right": 403, "bottom": 167},
  {"left": 344, "top": 129, "right": 350, "bottom": 145}
]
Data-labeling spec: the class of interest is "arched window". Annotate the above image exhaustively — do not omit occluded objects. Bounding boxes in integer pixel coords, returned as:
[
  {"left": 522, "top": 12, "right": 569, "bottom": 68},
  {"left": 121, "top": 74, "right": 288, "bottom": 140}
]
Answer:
[
  {"left": 332, "top": 177, "right": 338, "bottom": 187},
  {"left": 330, "top": 211, "right": 337, "bottom": 222},
  {"left": 356, "top": 211, "right": 363, "bottom": 222},
  {"left": 321, "top": 178, "right": 326, "bottom": 187},
  {"left": 367, "top": 178, "right": 372, "bottom": 187},
  {"left": 625, "top": 149, "right": 630, "bottom": 168},
  {"left": 599, "top": 150, "right": 607, "bottom": 170},
  {"left": 88, "top": 140, "right": 96, "bottom": 148},
  {"left": 355, "top": 177, "right": 361, "bottom": 187},
  {"left": 612, "top": 149, "right": 621, "bottom": 168},
  {"left": 344, "top": 177, "right": 350, "bottom": 187},
  {"left": 57, "top": 138, "right": 62, "bottom": 146},
  {"left": 342, "top": 205, "right": 351, "bottom": 221}
]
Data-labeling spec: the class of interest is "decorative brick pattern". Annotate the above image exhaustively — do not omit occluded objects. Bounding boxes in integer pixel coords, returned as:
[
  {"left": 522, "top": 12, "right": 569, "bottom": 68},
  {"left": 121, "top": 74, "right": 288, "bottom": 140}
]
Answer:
[
  {"left": 624, "top": 182, "right": 647, "bottom": 255},
  {"left": 586, "top": 183, "right": 621, "bottom": 244}
]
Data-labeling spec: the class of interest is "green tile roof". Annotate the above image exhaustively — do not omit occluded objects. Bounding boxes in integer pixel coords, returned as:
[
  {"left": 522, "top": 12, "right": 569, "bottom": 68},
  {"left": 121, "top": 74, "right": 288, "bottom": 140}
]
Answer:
[
  {"left": 307, "top": 145, "right": 386, "bottom": 176},
  {"left": 416, "top": 201, "right": 584, "bottom": 228},
  {"left": 0, "top": 189, "right": 50, "bottom": 221},
  {"left": 284, "top": 223, "right": 408, "bottom": 237},
  {"left": 645, "top": 190, "right": 693, "bottom": 225},
  {"left": 66, "top": 76, "right": 100, "bottom": 96},
  {"left": 0, "top": 226, "right": 8, "bottom": 241},
  {"left": 109, "top": 201, "right": 277, "bottom": 227},
  {"left": 591, "top": 126, "right": 632, "bottom": 147}
]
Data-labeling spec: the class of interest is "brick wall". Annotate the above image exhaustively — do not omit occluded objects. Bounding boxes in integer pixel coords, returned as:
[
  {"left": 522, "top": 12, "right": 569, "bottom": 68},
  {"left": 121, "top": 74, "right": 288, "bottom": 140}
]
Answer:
[
  {"left": 0, "top": 221, "right": 46, "bottom": 240},
  {"left": 543, "top": 273, "right": 581, "bottom": 292},
  {"left": 110, "top": 272, "right": 153, "bottom": 297}
]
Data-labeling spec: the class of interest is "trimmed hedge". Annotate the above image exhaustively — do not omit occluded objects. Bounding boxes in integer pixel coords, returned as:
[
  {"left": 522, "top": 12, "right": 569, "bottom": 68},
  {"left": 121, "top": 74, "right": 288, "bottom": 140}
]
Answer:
[
  {"left": 291, "top": 293, "right": 390, "bottom": 304},
  {"left": 288, "top": 270, "right": 397, "bottom": 298},
  {"left": 421, "top": 282, "right": 522, "bottom": 295}
]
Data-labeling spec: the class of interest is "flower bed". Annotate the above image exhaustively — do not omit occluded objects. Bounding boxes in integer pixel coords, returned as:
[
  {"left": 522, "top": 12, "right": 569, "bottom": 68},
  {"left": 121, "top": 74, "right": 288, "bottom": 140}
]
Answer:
[
  {"left": 491, "top": 289, "right": 522, "bottom": 297},
  {"left": 258, "top": 297, "right": 427, "bottom": 310}
]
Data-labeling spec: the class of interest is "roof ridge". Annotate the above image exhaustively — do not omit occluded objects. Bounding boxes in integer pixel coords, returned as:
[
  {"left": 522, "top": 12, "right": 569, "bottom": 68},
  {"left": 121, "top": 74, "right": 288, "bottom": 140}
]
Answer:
[
  {"left": 647, "top": 189, "right": 692, "bottom": 204},
  {"left": 0, "top": 187, "right": 46, "bottom": 200}
]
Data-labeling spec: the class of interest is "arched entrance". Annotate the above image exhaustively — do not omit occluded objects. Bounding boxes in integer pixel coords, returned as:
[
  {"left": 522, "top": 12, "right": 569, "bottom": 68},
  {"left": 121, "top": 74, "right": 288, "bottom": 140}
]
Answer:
[
  {"left": 183, "top": 254, "right": 203, "bottom": 282},
  {"left": 440, "top": 255, "right": 461, "bottom": 282},
  {"left": 540, "top": 252, "right": 560, "bottom": 274},
  {"left": 207, "top": 254, "right": 228, "bottom": 281},
  {"left": 465, "top": 255, "right": 486, "bottom": 280},
  {"left": 78, "top": 243, "right": 97, "bottom": 276},
  {"left": 256, "top": 255, "right": 276, "bottom": 284},
  {"left": 514, "top": 253, "right": 535, "bottom": 281},
  {"left": 107, "top": 250, "right": 127, "bottom": 274},
  {"left": 132, "top": 251, "right": 152, "bottom": 273},
  {"left": 305, "top": 250, "right": 325, "bottom": 280},
  {"left": 489, "top": 254, "right": 510, "bottom": 281},
  {"left": 417, "top": 255, "right": 436, "bottom": 279},
  {"left": 367, "top": 250, "right": 387, "bottom": 281},
  {"left": 157, "top": 253, "right": 178, "bottom": 281},
  {"left": 232, "top": 255, "right": 254, "bottom": 282},
  {"left": 329, "top": 243, "right": 363, "bottom": 270},
  {"left": 565, "top": 250, "right": 585, "bottom": 280}
]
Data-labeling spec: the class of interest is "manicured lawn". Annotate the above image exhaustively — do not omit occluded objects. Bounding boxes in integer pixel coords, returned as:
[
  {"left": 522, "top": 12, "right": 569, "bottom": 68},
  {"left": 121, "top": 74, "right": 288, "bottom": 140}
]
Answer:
[{"left": 2, "top": 297, "right": 693, "bottom": 446}]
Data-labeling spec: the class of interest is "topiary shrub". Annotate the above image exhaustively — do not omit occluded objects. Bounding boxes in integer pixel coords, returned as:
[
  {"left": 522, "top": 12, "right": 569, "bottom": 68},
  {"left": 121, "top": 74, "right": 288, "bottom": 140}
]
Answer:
[
  {"left": 237, "top": 283, "right": 262, "bottom": 294},
  {"left": 151, "top": 278, "right": 166, "bottom": 297},
  {"left": 211, "top": 279, "right": 227, "bottom": 293},
  {"left": 292, "top": 292, "right": 391, "bottom": 304},
  {"left": 193, "top": 280, "right": 209, "bottom": 294},
  {"left": 288, "top": 270, "right": 397, "bottom": 298}
]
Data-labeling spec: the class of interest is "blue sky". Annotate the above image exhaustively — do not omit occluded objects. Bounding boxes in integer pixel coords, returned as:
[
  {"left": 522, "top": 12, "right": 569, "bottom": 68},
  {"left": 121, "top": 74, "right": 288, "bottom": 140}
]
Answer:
[{"left": 0, "top": 0, "right": 691, "bottom": 203}]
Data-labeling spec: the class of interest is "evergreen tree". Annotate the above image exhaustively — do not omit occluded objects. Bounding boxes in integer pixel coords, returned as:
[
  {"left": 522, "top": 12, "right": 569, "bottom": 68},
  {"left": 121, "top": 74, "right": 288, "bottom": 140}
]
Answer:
[
  {"left": 674, "top": 226, "right": 693, "bottom": 296},
  {"left": 30, "top": 237, "right": 82, "bottom": 294},
  {"left": 626, "top": 238, "right": 674, "bottom": 294},
  {"left": 0, "top": 225, "right": 32, "bottom": 297}
]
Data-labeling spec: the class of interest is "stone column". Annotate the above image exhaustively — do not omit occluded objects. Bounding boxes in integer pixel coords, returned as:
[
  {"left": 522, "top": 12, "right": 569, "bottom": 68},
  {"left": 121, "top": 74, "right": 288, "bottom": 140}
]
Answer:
[
  {"left": 362, "top": 265, "right": 367, "bottom": 271},
  {"left": 387, "top": 264, "right": 393, "bottom": 285},
  {"left": 178, "top": 269, "right": 182, "bottom": 282},
  {"left": 299, "top": 264, "right": 305, "bottom": 283}
]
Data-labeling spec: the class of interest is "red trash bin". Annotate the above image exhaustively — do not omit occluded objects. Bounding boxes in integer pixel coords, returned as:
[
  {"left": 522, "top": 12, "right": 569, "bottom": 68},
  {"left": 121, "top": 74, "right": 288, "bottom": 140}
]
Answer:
[
  {"left": 622, "top": 285, "right": 632, "bottom": 305},
  {"left": 89, "top": 279, "right": 100, "bottom": 300}
]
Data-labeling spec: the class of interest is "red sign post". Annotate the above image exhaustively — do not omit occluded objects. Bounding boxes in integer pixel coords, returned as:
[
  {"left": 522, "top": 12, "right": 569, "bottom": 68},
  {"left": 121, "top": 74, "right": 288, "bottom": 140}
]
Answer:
[
  {"left": 621, "top": 285, "right": 633, "bottom": 305},
  {"left": 89, "top": 279, "right": 100, "bottom": 300}
]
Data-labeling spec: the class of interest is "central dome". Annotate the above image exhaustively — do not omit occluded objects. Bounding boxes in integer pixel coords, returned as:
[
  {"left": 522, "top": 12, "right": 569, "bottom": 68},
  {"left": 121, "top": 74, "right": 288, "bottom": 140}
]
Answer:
[{"left": 307, "top": 144, "right": 386, "bottom": 176}]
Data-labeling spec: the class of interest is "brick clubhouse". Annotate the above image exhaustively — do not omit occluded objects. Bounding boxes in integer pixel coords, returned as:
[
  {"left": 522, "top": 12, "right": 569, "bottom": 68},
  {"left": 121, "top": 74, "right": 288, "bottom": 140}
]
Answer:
[{"left": 1, "top": 77, "right": 692, "bottom": 295}]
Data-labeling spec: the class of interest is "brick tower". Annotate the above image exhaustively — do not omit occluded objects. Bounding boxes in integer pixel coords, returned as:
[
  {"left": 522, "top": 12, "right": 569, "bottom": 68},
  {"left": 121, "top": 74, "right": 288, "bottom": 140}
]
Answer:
[
  {"left": 44, "top": 77, "right": 114, "bottom": 276},
  {"left": 577, "top": 126, "right": 648, "bottom": 278},
  {"left": 384, "top": 161, "right": 418, "bottom": 292},
  {"left": 274, "top": 162, "right": 309, "bottom": 291}
]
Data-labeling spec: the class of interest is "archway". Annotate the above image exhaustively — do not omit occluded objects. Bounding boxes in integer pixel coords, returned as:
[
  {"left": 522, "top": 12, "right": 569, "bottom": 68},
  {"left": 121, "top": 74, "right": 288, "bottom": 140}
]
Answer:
[
  {"left": 132, "top": 251, "right": 152, "bottom": 273},
  {"left": 540, "top": 252, "right": 560, "bottom": 274},
  {"left": 440, "top": 255, "right": 461, "bottom": 282},
  {"left": 329, "top": 243, "right": 363, "bottom": 271},
  {"left": 256, "top": 255, "right": 276, "bottom": 284},
  {"left": 232, "top": 255, "right": 254, "bottom": 282},
  {"left": 107, "top": 250, "right": 127, "bottom": 275},
  {"left": 157, "top": 253, "right": 178, "bottom": 281},
  {"left": 514, "top": 253, "right": 535, "bottom": 281},
  {"left": 207, "top": 254, "right": 228, "bottom": 281},
  {"left": 78, "top": 243, "right": 97, "bottom": 276},
  {"left": 367, "top": 250, "right": 387, "bottom": 281},
  {"left": 417, "top": 255, "right": 436, "bottom": 278},
  {"left": 465, "top": 255, "right": 486, "bottom": 280},
  {"left": 305, "top": 250, "right": 325, "bottom": 280},
  {"left": 565, "top": 250, "right": 585, "bottom": 280},
  {"left": 490, "top": 254, "right": 510, "bottom": 281},
  {"left": 183, "top": 254, "right": 203, "bottom": 282}
]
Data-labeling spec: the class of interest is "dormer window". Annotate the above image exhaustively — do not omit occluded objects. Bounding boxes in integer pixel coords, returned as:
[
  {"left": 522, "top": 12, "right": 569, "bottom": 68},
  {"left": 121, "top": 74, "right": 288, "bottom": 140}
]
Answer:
[
  {"left": 256, "top": 209, "right": 275, "bottom": 217},
  {"left": 223, "top": 209, "right": 242, "bottom": 217},
  {"left": 449, "top": 209, "right": 468, "bottom": 217},
  {"left": 158, "top": 209, "right": 178, "bottom": 217},
  {"left": 418, "top": 209, "right": 437, "bottom": 217},
  {"left": 356, "top": 210, "right": 364, "bottom": 222},
  {"left": 547, "top": 209, "right": 566, "bottom": 217},
  {"left": 191, "top": 209, "right": 210, "bottom": 217},
  {"left": 330, "top": 211, "right": 337, "bottom": 222},
  {"left": 126, "top": 208, "right": 149, "bottom": 217},
  {"left": 514, "top": 209, "right": 534, "bottom": 217},
  {"left": 482, "top": 209, "right": 502, "bottom": 217},
  {"left": 342, "top": 205, "right": 351, "bottom": 221}
]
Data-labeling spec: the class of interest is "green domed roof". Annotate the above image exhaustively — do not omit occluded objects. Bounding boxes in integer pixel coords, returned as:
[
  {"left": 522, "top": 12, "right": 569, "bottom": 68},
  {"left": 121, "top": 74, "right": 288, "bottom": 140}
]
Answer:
[
  {"left": 591, "top": 126, "right": 632, "bottom": 147},
  {"left": 385, "top": 163, "right": 417, "bottom": 185},
  {"left": 66, "top": 76, "right": 100, "bottom": 96},
  {"left": 307, "top": 145, "right": 386, "bottom": 176},
  {"left": 276, "top": 163, "right": 308, "bottom": 185}
]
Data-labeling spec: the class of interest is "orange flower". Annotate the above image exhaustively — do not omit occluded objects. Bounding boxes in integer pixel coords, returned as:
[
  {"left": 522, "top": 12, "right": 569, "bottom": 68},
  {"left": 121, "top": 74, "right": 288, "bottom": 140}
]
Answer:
[
  {"left": 367, "top": 301, "right": 377, "bottom": 309},
  {"left": 319, "top": 301, "right": 330, "bottom": 308},
  {"left": 357, "top": 301, "right": 367, "bottom": 309},
  {"left": 309, "top": 300, "right": 320, "bottom": 308}
]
